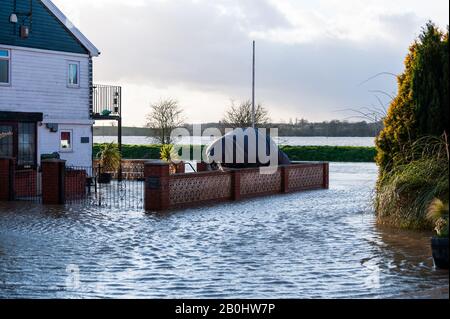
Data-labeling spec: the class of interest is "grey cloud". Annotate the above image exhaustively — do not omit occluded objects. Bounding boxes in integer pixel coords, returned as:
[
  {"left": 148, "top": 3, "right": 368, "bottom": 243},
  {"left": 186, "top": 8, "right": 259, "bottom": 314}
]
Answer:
[{"left": 73, "top": 0, "right": 437, "bottom": 121}]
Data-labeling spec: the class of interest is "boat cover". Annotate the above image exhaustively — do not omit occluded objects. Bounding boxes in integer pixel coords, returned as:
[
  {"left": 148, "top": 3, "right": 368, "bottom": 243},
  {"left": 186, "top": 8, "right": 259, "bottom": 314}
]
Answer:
[{"left": 205, "top": 128, "right": 291, "bottom": 169}]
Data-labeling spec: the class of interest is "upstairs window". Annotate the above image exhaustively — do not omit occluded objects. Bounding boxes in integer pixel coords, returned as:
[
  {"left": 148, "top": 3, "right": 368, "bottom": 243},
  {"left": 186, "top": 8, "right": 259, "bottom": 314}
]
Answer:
[
  {"left": 0, "top": 49, "right": 10, "bottom": 85},
  {"left": 67, "top": 61, "right": 80, "bottom": 87}
]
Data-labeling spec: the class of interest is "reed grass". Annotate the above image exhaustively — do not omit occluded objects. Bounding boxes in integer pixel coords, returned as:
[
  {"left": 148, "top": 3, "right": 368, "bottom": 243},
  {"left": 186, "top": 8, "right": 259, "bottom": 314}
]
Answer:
[{"left": 375, "top": 135, "right": 449, "bottom": 230}]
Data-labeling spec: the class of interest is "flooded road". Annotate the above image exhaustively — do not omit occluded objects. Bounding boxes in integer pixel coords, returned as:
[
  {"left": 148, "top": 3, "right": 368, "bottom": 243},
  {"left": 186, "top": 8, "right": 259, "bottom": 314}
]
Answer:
[{"left": 0, "top": 163, "right": 448, "bottom": 299}]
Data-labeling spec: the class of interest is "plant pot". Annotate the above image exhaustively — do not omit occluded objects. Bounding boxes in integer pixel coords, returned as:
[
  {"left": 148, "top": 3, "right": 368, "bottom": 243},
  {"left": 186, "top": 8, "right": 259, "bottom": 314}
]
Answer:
[
  {"left": 174, "top": 161, "right": 185, "bottom": 174},
  {"left": 431, "top": 237, "right": 449, "bottom": 269},
  {"left": 168, "top": 161, "right": 185, "bottom": 174},
  {"left": 98, "top": 173, "right": 112, "bottom": 184}
]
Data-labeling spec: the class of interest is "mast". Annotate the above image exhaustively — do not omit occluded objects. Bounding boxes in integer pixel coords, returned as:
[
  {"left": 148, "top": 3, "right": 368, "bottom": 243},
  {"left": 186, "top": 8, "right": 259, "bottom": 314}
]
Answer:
[{"left": 252, "top": 40, "right": 256, "bottom": 129}]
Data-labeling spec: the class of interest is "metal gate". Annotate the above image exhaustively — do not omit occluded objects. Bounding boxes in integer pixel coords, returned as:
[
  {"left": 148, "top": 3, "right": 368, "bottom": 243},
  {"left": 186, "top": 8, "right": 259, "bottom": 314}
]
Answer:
[
  {"left": 14, "top": 166, "right": 42, "bottom": 203},
  {"left": 65, "top": 165, "right": 145, "bottom": 210}
]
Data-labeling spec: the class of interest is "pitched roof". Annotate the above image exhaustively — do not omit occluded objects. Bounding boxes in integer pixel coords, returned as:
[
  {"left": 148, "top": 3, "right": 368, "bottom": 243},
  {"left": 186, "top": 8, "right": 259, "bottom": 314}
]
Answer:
[{"left": 40, "top": 0, "right": 100, "bottom": 56}]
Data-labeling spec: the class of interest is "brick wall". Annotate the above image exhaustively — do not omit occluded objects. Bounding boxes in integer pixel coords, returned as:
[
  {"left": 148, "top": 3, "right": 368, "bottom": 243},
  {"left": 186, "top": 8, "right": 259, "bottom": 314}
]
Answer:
[
  {"left": 169, "top": 171, "right": 232, "bottom": 208},
  {"left": 287, "top": 164, "right": 325, "bottom": 191},
  {"left": 42, "top": 160, "right": 65, "bottom": 205},
  {"left": 145, "top": 162, "right": 329, "bottom": 212},
  {"left": 240, "top": 168, "right": 282, "bottom": 198}
]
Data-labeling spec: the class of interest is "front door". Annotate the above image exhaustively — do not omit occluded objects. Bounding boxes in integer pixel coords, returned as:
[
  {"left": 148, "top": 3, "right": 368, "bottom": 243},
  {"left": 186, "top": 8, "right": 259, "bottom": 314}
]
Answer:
[{"left": 0, "top": 121, "right": 37, "bottom": 169}]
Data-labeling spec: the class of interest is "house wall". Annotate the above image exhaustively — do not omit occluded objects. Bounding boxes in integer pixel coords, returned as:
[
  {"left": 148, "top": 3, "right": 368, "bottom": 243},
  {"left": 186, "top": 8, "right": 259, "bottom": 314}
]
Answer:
[
  {"left": 0, "top": 45, "right": 91, "bottom": 120},
  {"left": 38, "top": 123, "right": 92, "bottom": 168},
  {"left": 0, "top": 45, "right": 93, "bottom": 167},
  {"left": 0, "top": 0, "right": 88, "bottom": 55}
]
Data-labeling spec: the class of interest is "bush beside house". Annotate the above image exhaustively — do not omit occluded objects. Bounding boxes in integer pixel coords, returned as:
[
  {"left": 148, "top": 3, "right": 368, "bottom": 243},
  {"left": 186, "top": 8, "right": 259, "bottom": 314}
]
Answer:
[{"left": 375, "top": 22, "right": 449, "bottom": 230}]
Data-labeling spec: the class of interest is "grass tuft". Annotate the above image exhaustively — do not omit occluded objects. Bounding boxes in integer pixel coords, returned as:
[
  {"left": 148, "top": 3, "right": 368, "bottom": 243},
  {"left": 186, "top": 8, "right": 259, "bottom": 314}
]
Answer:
[{"left": 375, "top": 135, "right": 449, "bottom": 230}]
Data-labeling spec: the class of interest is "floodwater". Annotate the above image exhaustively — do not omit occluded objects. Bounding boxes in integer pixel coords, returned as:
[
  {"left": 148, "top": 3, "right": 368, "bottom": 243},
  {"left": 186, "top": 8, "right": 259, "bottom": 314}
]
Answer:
[
  {"left": 0, "top": 163, "right": 448, "bottom": 299},
  {"left": 94, "top": 136, "right": 376, "bottom": 147}
]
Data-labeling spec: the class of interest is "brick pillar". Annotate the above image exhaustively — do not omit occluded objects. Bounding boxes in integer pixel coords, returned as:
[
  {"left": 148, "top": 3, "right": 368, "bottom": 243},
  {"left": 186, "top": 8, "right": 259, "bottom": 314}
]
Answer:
[
  {"left": 231, "top": 170, "right": 241, "bottom": 201},
  {"left": 196, "top": 162, "right": 209, "bottom": 172},
  {"left": 144, "top": 161, "right": 170, "bottom": 211},
  {"left": 323, "top": 162, "right": 330, "bottom": 189},
  {"left": 281, "top": 166, "right": 290, "bottom": 193},
  {"left": 42, "top": 159, "right": 66, "bottom": 205},
  {"left": 0, "top": 157, "right": 15, "bottom": 201}
]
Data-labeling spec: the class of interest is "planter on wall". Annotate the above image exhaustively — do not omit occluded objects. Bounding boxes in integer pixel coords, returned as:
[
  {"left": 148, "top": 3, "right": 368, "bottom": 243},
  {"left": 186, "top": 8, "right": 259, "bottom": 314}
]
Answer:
[
  {"left": 169, "top": 161, "right": 185, "bottom": 174},
  {"left": 431, "top": 237, "right": 449, "bottom": 269}
]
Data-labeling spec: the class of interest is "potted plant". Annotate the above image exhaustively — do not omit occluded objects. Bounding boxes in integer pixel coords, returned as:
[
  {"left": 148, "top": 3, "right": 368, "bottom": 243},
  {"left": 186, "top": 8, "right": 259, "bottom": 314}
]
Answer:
[
  {"left": 96, "top": 143, "right": 121, "bottom": 184},
  {"left": 160, "top": 144, "right": 184, "bottom": 174},
  {"left": 427, "top": 198, "right": 449, "bottom": 269}
]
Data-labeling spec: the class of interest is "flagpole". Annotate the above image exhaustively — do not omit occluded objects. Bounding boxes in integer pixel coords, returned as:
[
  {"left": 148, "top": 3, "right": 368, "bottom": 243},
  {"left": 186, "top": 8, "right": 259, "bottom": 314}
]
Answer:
[{"left": 252, "top": 40, "right": 256, "bottom": 129}]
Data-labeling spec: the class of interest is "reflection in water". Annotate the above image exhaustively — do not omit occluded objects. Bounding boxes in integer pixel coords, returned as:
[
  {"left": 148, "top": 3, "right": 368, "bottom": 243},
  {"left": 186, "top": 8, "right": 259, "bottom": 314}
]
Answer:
[{"left": 0, "top": 163, "right": 448, "bottom": 299}]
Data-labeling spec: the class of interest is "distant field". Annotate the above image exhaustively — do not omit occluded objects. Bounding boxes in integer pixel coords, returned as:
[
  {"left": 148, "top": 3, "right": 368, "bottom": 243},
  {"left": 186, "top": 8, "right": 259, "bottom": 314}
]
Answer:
[
  {"left": 280, "top": 145, "right": 377, "bottom": 163},
  {"left": 94, "top": 144, "right": 377, "bottom": 163}
]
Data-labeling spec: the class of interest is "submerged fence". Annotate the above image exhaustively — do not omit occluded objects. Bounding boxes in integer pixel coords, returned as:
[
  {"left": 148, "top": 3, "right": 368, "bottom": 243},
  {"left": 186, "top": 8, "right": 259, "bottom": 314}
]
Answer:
[
  {"left": 0, "top": 158, "right": 42, "bottom": 203},
  {"left": 15, "top": 167, "right": 42, "bottom": 203}
]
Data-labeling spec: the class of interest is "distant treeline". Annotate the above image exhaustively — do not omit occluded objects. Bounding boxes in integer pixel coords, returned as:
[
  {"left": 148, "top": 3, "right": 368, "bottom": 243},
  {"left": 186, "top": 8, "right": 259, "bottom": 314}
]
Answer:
[{"left": 94, "top": 120, "right": 383, "bottom": 137}]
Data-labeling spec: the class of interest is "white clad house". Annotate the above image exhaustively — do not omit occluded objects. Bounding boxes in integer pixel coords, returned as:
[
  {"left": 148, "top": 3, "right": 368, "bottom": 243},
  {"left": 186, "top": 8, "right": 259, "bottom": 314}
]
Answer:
[{"left": 0, "top": 0, "right": 121, "bottom": 170}]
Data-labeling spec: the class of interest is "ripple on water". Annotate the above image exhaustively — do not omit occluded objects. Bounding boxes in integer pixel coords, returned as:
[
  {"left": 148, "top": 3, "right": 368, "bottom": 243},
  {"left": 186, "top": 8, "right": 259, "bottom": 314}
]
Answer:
[{"left": 0, "top": 163, "right": 448, "bottom": 299}]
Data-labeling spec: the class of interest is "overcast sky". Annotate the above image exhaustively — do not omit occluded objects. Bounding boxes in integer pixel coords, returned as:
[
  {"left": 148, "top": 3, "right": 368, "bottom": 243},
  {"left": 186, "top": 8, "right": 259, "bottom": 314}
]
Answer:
[{"left": 53, "top": 0, "right": 449, "bottom": 126}]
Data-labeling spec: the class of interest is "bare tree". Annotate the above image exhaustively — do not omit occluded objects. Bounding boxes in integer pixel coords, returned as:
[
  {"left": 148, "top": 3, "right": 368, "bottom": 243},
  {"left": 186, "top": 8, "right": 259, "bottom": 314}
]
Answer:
[
  {"left": 146, "top": 99, "right": 185, "bottom": 144},
  {"left": 223, "top": 100, "right": 270, "bottom": 128}
]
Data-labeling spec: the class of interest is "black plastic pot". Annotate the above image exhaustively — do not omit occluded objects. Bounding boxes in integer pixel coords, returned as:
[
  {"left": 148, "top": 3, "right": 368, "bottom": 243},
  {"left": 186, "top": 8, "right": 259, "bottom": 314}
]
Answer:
[
  {"left": 98, "top": 173, "right": 112, "bottom": 184},
  {"left": 431, "top": 237, "right": 449, "bottom": 269}
]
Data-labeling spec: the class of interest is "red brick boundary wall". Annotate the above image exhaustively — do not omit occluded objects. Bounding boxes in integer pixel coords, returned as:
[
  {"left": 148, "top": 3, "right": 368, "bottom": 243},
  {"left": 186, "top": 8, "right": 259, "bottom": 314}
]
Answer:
[
  {"left": 145, "top": 161, "right": 329, "bottom": 212},
  {"left": 42, "top": 159, "right": 66, "bottom": 205},
  {"left": 0, "top": 157, "right": 15, "bottom": 201}
]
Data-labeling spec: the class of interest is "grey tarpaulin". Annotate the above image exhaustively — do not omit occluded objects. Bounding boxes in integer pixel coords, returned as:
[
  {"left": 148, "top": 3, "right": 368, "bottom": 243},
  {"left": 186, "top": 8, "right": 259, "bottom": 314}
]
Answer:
[{"left": 205, "top": 128, "right": 291, "bottom": 169}]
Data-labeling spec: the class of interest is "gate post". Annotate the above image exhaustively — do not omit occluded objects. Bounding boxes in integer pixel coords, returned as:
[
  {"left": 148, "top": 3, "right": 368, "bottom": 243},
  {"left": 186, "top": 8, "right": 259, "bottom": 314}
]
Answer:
[
  {"left": 0, "top": 157, "right": 15, "bottom": 201},
  {"left": 231, "top": 170, "right": 241, "bottom": 201},
  {"left": 144, "top": 160, "right": 170, "bottom": 212},
  {"left": 42, "top": 159, "right": 66, "bottom": 205},
  {"left": 196, "top": 162, "right": 209, "bottom": 172},
  {"left": 281, "top": 166, "right": 290, "bottom": 193},
  {"left": 323, "top": 162, "right": 330, "bottom": 189}
]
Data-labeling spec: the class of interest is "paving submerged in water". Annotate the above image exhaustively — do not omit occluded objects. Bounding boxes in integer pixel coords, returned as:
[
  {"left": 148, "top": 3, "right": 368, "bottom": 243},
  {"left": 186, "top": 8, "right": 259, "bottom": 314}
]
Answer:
[{"left": 0, "top": 163, "right": 448, "bottom": 298}]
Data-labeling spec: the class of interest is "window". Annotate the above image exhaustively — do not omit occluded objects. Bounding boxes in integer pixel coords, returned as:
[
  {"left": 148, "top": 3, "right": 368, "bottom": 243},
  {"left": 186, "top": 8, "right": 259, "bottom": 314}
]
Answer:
[
  {"left": 18, "top": 123, "right": 36, "bottom": 167},
  {"left": 68, "top": 61, "right": 79, "bottom": 87},
  {"left": 0, "top": 49, "right": 10, "bottom": 85},
  {"left": 60, "top": 130, "right": 73, "bottom": 151},
  {"left": 0, "top": 125, "right": 14, "bottom": 157}
]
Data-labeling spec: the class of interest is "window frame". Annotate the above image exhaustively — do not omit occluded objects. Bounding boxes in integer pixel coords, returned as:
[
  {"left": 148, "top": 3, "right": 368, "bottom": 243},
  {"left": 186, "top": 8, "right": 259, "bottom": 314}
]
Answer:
[
  {"left": 60, "top": 129, "right": 74, "bottom": 152},
  {"left": 67, "top": 60, "right": 80, "bottom": 88},
  {"left": 0, "top": 48, "right": 11, "bottom": 86},
  {"left": 0, "top": 121, "right": 38, "bottom": 170},
  {"left": 17, "top": 122, "right": 37, "bottom": 169},
  {"left": 0, "top": 123, "right": 15, "bottom": 158}
]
